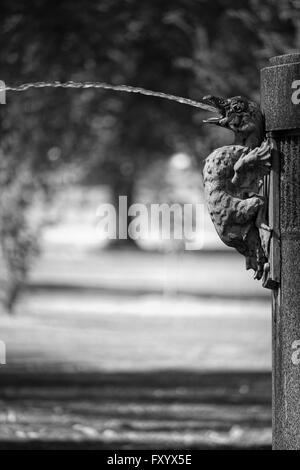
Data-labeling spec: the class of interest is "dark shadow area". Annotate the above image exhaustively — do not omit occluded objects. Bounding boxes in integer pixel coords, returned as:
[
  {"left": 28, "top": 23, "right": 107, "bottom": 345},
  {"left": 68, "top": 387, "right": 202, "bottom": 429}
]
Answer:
[
  {"left": 0, "top": 369, "right": 271, "bottom": 395},
  {"left": 25, "top": 283, "right": 269, "bottom": 302},
  {"left": 0, "top": 441, "right": 271, "bottom": 450},
  {"left": 0, "top": 370, "right": 271, "bottom": 450}
]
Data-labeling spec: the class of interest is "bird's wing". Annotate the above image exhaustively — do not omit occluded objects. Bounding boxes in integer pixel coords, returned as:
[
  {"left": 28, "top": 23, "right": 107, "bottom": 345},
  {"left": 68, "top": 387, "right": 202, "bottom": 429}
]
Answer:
[{"left": 232, "top": 140, "right": 271, "bottom": 192}]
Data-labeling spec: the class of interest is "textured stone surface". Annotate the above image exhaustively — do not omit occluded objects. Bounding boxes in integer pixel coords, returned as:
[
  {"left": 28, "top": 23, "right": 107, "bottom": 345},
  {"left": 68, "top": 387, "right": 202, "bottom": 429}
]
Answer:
[
  {"left": 261, "top": 54, "right": 300, "bottom": 449},
  {"left": 261, "top": 54, "right": 300, "bottom": 131}
]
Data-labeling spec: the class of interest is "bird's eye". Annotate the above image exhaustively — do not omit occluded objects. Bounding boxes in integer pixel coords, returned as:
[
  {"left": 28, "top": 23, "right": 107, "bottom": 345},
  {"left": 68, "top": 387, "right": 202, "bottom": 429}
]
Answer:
[{"left": 233, "top": 104, "right": 241, "bottom": 112}]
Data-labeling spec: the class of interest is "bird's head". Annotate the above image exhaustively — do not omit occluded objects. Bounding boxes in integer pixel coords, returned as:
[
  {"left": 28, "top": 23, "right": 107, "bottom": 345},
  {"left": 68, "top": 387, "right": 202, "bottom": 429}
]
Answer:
[{"left": 201, "top": 95, "right": 264, "bottom": 148}]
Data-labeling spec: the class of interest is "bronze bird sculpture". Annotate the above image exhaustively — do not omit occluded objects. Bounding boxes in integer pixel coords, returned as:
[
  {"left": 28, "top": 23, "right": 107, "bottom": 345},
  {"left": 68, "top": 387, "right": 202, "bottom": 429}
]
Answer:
[{"left": 201, "top": 95, "right": 271, "bottom": 281}]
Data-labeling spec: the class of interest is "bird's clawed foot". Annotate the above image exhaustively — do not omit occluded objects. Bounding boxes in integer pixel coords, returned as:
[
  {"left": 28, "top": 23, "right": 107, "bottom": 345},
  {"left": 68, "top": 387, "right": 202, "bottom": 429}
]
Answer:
[
  {"left": 253, "top": 265, "right": 263, "bottom": 280},
  {"left": 259, "top": 222, "right": 271, "bottom": 232},
  {"left": 261, "top": 262, "right": 270, "bottom": 286}
]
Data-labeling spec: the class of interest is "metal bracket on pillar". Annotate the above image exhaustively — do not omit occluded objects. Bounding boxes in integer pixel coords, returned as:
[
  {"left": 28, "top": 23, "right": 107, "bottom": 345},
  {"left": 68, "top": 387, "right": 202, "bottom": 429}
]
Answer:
[{"left": 261, "top": 136, "right": 280, "bottom": 289}]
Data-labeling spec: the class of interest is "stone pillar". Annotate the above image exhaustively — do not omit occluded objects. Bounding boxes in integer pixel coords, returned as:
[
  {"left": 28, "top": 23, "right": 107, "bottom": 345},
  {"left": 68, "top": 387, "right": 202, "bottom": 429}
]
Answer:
[{"left": 261, "top": 53, "right": 300, "bottom": 449}]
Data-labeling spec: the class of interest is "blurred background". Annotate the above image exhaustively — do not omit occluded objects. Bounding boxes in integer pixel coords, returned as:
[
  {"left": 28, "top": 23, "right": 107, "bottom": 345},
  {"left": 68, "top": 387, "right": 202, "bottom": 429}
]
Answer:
[{"left": 0, "top": 0, "right": 299, "bottom": 450}]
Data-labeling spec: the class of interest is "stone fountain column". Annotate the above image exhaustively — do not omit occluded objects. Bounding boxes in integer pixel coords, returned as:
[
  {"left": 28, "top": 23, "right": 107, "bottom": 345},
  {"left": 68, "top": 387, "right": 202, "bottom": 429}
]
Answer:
[{"left": 261, "top": 53, "right": 300, "bottom": 450}]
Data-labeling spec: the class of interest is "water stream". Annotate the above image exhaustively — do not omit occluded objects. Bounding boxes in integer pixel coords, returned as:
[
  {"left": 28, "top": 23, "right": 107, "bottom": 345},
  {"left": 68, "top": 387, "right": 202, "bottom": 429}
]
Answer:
[{"left": 1, "top": 80, "right": 215, "bottom": 112}]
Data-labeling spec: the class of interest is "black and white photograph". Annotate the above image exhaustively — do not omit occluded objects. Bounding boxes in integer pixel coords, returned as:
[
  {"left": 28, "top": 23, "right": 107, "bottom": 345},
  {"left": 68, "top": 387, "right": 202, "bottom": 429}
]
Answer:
[{"left": 0, "top": 0, "right": 299, "bottom": 454}]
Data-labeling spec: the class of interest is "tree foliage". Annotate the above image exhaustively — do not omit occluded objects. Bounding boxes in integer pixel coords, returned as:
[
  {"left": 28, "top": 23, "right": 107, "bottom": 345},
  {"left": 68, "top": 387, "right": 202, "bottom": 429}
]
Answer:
[{"left": 0, "top": 0, "right": 299, "bottom": 310}]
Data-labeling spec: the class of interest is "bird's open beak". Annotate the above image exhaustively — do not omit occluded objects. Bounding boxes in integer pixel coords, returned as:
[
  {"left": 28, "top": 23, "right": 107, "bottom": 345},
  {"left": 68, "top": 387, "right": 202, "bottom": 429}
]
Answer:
[
  {"left": 203, "top": 116, "right": 223, "bottom": 124},
  {"left": 201, "top": 95, "right": 227, "bottom": 126}
]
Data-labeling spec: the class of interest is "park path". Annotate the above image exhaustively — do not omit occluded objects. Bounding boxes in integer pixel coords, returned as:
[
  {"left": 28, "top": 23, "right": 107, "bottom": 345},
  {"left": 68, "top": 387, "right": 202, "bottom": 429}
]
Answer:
[{"left": 0, "top": 248, "right": 271, "bottom": 448}]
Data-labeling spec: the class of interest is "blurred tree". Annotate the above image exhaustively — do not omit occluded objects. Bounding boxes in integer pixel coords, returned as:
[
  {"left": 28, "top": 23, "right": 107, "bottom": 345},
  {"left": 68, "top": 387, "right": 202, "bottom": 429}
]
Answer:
[{"left": 0, "top": 0, "right": 299, "bottom": 310}]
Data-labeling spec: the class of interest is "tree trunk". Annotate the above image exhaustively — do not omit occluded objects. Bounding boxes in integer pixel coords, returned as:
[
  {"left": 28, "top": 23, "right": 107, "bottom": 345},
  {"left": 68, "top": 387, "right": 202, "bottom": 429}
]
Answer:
[{"left": 110, "top": 174, "right": 139, "bottom": 249}]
